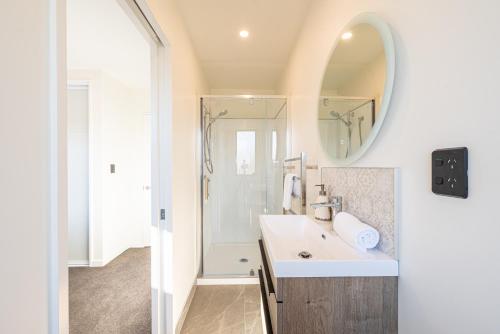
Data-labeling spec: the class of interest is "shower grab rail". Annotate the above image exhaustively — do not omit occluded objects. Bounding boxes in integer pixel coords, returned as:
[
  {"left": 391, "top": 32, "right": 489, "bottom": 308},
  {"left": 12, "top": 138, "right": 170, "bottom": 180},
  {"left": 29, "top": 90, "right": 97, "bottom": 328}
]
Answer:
[{"left": 282, "top": 152, "right": 308, "bottom": 215}]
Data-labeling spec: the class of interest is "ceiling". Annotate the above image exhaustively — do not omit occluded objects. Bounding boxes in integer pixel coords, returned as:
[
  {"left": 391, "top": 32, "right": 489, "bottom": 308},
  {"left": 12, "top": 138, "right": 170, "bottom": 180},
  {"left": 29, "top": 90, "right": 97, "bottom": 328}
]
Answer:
[
  {"left": 67, "top": 0, "right": 150, "bottom": 90},
  {"left": 322, "top": 24, "right": 385, "bottom": 91},
  {"left": 176, "top": 0, "right": 313, "bottom": 92}
]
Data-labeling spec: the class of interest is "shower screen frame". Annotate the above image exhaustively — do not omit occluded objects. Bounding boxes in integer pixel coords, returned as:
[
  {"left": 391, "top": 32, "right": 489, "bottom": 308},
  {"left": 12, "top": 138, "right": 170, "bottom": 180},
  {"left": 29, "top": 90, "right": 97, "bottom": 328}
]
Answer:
[{"left": 199, "top": 95, "right": 287, "bottom": 277}]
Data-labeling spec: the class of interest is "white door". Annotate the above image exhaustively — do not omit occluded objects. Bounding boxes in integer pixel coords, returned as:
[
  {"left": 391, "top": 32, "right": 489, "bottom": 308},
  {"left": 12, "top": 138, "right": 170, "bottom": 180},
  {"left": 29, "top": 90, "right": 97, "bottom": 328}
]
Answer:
[
  {"left": 143, "top": 113, "right": 152, "bottom": 246},
  {"left": 67, "top": 85, "right": 89, "bottom": 265}
]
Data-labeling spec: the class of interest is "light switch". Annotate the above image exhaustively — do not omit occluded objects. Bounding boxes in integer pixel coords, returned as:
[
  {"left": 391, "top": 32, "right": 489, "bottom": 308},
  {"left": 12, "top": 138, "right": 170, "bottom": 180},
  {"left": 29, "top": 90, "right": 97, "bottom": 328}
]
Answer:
[
  {"left": 434, "top": 176, "right": 444, "bottom": 185},
  {"left": 432, "top": 147, "right": 468, "bottom": 198},
  {"left": 434, "top": 158, "right": 444, "bottom": 167}
]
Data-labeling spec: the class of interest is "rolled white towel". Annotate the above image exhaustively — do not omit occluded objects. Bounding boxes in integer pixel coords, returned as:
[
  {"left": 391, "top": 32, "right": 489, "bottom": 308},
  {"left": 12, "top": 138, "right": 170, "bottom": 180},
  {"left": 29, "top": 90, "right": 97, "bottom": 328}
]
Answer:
[{"left": 333, "top": 212, "right": 380, "bottom": 252}]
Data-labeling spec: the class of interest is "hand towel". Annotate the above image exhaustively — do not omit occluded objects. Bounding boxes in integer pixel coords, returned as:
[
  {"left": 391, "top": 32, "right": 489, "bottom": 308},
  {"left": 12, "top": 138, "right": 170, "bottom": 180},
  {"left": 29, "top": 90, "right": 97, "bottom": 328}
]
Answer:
[
  {"left": 292, "top": 176, "right": 302, "bottom": 197},
  {"left": 333, "top": 212, "right": 380, "bottom": 252},
  {"left": 282, "top": 173, "right": 297, "bottom": 210}
]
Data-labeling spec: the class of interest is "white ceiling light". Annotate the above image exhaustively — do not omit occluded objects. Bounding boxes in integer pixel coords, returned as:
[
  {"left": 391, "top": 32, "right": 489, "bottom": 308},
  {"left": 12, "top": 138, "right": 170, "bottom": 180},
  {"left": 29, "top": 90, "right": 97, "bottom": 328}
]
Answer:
[
  {"left": 239, "top": 30, "right": 249, "bottom": 38},
  {"left": 341, "top": 31, "right": 353, "bottom": 40}
]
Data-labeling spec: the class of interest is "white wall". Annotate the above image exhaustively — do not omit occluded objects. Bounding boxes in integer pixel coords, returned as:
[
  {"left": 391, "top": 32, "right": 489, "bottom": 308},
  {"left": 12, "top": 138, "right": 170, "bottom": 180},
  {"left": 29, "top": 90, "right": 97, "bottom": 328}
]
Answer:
[
  {"left": 143, "top": 0, "right": 209, "bottom": 330},
  {"left": 280, "top": 1, "right": 500, "bottom": 333},
  {"left": 1, "top": 0, "right": 67, "bottom": 333},
  {"left": 98, "top": 72, "right": 151, "bottom": 263},
  {"left": 339, "top": 53, "right": 386, "bottom": 111}
]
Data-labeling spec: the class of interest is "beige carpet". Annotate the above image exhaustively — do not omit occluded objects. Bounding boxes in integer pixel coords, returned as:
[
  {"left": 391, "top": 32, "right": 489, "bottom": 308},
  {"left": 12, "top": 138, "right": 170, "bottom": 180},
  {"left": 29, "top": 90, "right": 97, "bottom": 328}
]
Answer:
[{"left": 69, "top": 247, "right": 151, "bottom": 334}]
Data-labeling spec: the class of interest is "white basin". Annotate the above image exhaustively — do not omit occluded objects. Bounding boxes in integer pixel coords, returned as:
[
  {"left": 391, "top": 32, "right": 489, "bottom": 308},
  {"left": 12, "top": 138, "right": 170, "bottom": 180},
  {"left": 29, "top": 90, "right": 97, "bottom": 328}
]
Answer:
[{"left": 259, "top": 215, "right": 399, "bottom": 277}]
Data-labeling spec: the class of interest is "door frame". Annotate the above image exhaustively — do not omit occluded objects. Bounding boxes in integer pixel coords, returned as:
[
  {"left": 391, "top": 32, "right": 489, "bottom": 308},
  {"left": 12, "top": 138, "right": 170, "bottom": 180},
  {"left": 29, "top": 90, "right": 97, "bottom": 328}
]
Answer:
[
  {"left": 67, "top": 82, "right": 91, "bottom": 267},
  {"left": 48, "top": 0, "right": 174, "bottom": 333}
]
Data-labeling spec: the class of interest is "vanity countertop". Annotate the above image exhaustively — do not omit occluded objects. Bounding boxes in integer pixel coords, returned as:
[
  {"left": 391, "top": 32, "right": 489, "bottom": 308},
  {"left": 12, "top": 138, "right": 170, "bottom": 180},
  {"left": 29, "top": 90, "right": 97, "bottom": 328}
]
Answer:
[{"left": 259, "top": 214, "right": 399, "bottom": 278}]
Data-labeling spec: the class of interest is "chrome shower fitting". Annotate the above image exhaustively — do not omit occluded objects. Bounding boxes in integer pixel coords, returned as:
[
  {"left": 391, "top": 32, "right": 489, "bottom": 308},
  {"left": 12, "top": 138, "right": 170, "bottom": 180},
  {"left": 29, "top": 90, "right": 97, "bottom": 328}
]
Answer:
[
  {"left": 358, "top": 116, "right": 365, "bottom": 146},
  {"left": 203, "top": 108, "right": 228, "bottom": 174}
]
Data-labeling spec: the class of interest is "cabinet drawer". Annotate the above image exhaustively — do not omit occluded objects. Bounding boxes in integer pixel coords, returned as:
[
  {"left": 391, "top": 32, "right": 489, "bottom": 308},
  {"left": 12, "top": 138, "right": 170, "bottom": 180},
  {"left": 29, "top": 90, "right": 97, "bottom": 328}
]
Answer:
[
  {"left": 259, "top": 269, "right": 282, "bottom": 334},
  {"left": 258, "top": 269, "right": 273, "bottom": 334},
  {"left": 267, "top": 289, "right": 281, "bottom": 334},
  {"left": 258, "top": 238, "right": 281, "bottom": 301}
]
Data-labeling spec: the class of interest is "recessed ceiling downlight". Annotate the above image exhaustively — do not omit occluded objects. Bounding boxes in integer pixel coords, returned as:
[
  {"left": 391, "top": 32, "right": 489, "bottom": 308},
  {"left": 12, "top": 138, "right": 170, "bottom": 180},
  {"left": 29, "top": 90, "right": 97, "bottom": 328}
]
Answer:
[
  {"left": 341, "top": 31, "right": 353, "bottom": 40},
  {"left": 239, "top": 30, "right": 249, "bottom": 38}
]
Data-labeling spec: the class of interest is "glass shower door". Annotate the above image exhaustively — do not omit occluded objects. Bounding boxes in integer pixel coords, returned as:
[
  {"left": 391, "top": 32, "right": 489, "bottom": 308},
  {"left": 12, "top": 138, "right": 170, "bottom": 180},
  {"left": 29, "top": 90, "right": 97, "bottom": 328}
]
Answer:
[{"left": 201, "top": 96, "right": 286, "bottom": 277}]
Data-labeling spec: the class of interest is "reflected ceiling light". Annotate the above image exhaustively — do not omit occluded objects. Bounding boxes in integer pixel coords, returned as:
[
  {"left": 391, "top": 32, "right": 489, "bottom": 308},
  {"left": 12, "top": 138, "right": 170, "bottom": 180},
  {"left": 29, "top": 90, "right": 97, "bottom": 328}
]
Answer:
[
  {"left": 239, "top": 30, "right": 249, "bottom": 38},
  {"left": 341, "top": 31, "right": 353, "bottom": 40}
]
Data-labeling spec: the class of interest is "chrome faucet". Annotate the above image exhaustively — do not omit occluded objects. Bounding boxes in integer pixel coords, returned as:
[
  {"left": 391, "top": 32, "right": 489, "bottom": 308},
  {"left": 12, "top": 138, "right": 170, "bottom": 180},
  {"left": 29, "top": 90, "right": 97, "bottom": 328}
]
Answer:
[{"left": 310, "top": 196, "right": 343, "bottom": 218}]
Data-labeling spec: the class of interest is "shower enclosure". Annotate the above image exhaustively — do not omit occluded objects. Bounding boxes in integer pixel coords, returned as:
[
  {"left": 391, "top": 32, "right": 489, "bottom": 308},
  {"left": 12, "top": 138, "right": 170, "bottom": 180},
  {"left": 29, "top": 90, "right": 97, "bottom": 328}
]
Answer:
[
  {"left": 201, "top": 96, "right": 287, "bottom": 277},
  {"left": 318, "top": 96, "right": 375, "bottom": 159}
]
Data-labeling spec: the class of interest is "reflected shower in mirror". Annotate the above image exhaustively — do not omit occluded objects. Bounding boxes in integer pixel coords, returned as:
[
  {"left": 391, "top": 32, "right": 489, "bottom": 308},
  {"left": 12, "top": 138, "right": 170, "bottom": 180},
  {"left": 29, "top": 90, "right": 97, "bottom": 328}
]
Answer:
[
  {"left": 318, "top": 15, "right": 395, "bottom": 164},
  {"left": 319, "top": 97, "right": 375, "bottom": 159}
]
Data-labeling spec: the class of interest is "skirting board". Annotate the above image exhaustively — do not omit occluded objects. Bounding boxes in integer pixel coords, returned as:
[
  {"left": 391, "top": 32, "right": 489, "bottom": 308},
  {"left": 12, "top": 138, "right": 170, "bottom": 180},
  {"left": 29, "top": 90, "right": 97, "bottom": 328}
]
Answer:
[
  {"left": 68, "top": 260, "right": 89, "bottom": 267},
  {"left": 196, "top": 277, "right": 259, "bottom": 285},
  {"left": 90, "top": 259, "right": 105, "bottom": 267},
  {"left": 175, "top": 279, "right": 197, "bottom": 334},
  {"left": 91, "top": 247, "right": 150, "bottom": 268}
]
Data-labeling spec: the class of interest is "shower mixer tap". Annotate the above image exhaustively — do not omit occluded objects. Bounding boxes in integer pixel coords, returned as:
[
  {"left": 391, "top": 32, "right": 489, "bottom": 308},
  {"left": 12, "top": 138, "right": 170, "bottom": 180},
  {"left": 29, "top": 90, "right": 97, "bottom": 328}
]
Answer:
[{"left": 310, "top": 196, "right": 343, "bottom": 218}]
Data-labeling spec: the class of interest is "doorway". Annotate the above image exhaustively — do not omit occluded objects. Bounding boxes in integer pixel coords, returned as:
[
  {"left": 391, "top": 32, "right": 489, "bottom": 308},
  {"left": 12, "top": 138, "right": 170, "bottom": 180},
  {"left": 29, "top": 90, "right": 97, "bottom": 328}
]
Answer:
[
  {"left": 64, "top": 0, "right": 170, "bottom": 333},
  {"left": 67, "top": 84, "right": 90, "bottom": 266}
]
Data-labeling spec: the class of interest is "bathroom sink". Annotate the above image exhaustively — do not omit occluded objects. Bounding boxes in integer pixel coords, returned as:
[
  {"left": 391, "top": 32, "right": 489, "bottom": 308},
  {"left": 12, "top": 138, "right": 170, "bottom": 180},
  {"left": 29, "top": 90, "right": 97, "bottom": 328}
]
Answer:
[{"left": 259, "top": 215, "right": 398, "bottom": 277}]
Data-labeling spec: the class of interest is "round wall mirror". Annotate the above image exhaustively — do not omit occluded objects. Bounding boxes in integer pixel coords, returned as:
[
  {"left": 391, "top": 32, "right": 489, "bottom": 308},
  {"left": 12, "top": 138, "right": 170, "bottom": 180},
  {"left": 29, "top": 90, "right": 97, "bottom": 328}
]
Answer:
[{"left": 317, "top": 13, "right": 395, "bottom": 164}]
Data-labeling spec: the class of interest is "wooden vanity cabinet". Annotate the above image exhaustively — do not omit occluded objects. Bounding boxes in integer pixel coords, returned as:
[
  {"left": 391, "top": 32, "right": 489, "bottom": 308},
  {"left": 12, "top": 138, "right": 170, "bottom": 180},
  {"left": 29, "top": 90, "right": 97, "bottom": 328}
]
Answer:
[{"left": 258, "top": 239, "right": 398, "bottom": 334}]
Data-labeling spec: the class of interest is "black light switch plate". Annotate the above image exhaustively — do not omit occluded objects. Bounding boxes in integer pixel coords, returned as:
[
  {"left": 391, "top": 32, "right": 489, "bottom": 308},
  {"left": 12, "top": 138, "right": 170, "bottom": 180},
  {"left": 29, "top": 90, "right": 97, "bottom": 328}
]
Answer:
[{"left": 432, "top": 147, "right": 468, "bottom": 198}]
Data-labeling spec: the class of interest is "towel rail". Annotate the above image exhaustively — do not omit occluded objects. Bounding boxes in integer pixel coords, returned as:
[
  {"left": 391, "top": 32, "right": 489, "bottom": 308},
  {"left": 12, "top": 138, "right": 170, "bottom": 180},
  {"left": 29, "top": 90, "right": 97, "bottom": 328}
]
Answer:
[
  {"left": 287, "top": 164, "right": 317, "bottom": 170},
  {"left": 284, "top": 156, "right": 303, "bottom": 162}
]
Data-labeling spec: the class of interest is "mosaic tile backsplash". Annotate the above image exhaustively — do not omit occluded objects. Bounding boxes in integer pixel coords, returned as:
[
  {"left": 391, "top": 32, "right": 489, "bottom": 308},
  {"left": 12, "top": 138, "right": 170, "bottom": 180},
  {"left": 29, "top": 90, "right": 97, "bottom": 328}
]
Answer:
[{"left": 308, "top": 167, "right": 398, "bottom": 258}]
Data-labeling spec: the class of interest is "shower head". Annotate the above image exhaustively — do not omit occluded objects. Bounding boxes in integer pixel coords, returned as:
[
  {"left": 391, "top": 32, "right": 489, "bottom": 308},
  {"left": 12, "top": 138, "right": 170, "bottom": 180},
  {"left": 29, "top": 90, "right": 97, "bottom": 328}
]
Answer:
[
  {"left": 217, "top": 110, "right": 228, "bottom": 118},
  {"left": 329, "top": 110, "right": 352, "bottom": 127},
  {"left": 207, "top": 110, "right": 228, "bottom": 126},
  {"left": 329, "top": 111, "right": 340, "bottom": 118},
  {"left": 203, "top": 108, "right": 227, "bottom": 119}
]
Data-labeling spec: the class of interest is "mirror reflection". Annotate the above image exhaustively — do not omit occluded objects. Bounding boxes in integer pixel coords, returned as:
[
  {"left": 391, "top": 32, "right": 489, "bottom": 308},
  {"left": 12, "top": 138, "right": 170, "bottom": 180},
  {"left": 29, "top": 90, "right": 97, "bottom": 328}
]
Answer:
[{"left": 319, "top": 23, "right": 387, "bottom": 160}]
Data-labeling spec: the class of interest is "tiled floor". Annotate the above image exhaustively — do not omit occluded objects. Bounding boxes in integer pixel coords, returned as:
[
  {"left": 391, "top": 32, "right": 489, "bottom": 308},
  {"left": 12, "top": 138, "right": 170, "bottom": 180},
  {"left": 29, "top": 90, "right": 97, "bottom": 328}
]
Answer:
[{"left": 181, "top": 285, "right": 263, "bottom": 334}]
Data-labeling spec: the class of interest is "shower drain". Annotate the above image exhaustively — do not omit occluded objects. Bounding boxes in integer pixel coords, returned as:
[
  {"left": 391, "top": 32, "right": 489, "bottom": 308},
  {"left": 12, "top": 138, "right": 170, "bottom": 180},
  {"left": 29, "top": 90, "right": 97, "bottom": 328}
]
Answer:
[
  {"left": 239, "top": 258, "right": 248, "bottom": 263},
  {"left": 298, "top": 251, "right": 312, "bottom": 259}
]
